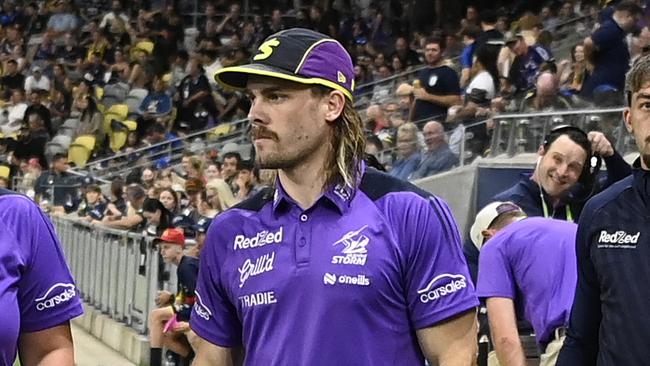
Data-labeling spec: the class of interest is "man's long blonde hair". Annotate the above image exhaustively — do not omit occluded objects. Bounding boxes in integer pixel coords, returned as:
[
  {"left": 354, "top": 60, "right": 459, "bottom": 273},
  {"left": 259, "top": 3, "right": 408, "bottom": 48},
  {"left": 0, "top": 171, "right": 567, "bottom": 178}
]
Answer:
[{"left": 311, "top": 86, "right": 366, "bottom": 190}]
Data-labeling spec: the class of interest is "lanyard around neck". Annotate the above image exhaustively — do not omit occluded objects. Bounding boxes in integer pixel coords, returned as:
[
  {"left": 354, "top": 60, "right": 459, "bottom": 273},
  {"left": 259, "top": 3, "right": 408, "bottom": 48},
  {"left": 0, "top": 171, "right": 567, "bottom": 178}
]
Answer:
[{"left": 540, "top": 194, "right": 573, "bottom": 222}]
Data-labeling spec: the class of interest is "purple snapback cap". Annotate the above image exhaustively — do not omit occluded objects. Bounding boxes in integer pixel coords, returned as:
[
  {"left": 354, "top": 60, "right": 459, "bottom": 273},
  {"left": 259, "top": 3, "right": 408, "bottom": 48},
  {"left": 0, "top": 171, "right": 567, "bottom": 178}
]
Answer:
[{"left": 214, "top": 28, "right": 355, "bottom": 100}]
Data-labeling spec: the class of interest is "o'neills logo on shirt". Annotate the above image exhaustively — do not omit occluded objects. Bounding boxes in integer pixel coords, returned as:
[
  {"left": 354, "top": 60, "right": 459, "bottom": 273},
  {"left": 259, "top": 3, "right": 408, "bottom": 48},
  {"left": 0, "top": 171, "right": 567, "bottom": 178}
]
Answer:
[
  {"left": 233, "top": 227, "right": 283, "bottom": 250},
  {"left": 34, "top": 283, "right": 77, "bottom": 311},
  {"left": 417, "top": 274, "right": 467, "bottom": 304},
  {"left": 238, "top": 252, "right": 275, "bottom": 288},
  {"left": 597, "top": 230, "right": 640, "bottom": 248}
]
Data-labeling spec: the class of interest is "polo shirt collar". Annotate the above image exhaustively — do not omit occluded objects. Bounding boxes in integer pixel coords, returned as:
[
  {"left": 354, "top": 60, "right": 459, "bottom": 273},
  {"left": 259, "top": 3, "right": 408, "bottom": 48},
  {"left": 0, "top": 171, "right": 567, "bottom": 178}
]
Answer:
[{"left": 271, "top": 162, "right": 365, "bottom": 215}]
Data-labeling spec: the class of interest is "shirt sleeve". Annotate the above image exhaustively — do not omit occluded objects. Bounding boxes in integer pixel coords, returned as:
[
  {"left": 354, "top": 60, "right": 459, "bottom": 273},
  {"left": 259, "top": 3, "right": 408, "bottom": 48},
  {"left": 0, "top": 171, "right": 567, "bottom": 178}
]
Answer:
[
  {"left": 405, "top": 195, "right": 479, "bottom": 329},
  {"left": 190, "top": 221, "right": 242, "bottom": 347},
  {"left": 10, "top": 196, "right": 83, "bottom": 333},
  {"left": 556, "top": 203, "right": 601, "bottom": 366},
  {"left": 475, "top": 233, "right": 516, "bottom": 299}
]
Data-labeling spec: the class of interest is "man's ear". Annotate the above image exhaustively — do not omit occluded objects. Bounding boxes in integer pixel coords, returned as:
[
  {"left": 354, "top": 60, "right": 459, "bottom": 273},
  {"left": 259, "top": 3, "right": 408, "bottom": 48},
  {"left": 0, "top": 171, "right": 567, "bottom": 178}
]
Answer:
[
  {"left": 324, "top": 90, "right": 346, "bottom": 123},
  {"left": 537, "top": 145, "right": 545, "bottom": 156},
  {"left": 623, "top": 107, "right": 633, "bottom": 133}
]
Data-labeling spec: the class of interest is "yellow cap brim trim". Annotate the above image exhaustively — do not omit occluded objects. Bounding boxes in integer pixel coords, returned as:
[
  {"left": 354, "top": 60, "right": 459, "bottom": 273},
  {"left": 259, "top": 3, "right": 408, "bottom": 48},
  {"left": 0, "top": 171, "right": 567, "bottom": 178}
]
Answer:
[{"left": 215, "top": 66, "right": 353, "bottom": 101}]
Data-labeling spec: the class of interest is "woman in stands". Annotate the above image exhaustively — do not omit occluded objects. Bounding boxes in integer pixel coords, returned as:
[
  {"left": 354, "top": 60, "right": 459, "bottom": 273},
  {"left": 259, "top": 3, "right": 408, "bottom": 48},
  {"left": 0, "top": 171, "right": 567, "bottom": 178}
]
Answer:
[
  {"left": 158, "top": 188, "right": 180, "bottom": 216},
  {"left": 75, "top": 95, "right": 105, "bottom": 151},
  {"left": 142, "top": 197, "right": 175, "bottom": 235},
  {"left": 559, "top": 43, "right": 588, "bottom": 94}
]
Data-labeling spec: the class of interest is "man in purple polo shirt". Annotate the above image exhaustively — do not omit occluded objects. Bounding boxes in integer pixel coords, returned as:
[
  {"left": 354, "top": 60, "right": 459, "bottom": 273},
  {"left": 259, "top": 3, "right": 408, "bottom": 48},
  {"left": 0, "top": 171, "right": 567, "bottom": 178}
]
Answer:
[
  {"left": 0, "top": 189, "right": 83, "bottom": 365},
  {"left": 471, "top": 201, "right": 577, "bottom": 366},
  {"left": 189, "top": 28, "right": 479, "bottom": 365}
]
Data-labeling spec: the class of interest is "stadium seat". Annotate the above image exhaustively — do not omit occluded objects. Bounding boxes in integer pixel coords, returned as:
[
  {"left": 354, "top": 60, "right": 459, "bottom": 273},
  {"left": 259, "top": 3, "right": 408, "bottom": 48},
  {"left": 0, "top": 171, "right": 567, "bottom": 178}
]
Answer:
[
  {"left": 208, "top": 124, "right": 233, "bottom": 139},
  {"left": 109, "top": 119, "right": 137, "bottom": 152},
  {"left": 103, "top": 104, "right": 128, "bottom": 134},
  {"left": 102, "top": 82, "right": 130, "bottom": 108},
  {"left": 0, "top": 165, "right": 9, "bottom": 179},
  {"left": 125, "top": 88, "right": 149, "bottom": 115},
  {"left": 68, "top": 135, "right": 96, "bottom": 168}
]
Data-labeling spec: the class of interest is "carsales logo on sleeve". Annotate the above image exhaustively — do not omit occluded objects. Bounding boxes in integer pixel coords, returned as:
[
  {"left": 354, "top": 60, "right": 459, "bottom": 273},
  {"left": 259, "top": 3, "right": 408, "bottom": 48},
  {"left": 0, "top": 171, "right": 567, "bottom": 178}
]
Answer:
[
  {"left": 417, "top": 274, "right": 467, "bottom": 304},
  {"left": 34, "top": 283, "right": 77, "bottom": 311}
]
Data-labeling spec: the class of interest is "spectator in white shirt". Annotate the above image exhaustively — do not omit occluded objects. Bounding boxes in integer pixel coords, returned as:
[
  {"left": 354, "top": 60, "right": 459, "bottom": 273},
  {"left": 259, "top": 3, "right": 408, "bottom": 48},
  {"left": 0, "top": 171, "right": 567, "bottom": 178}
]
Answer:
[
  {"left": 0, "top": 89, "right": 27, "bottom": 134},
  {"left": 24, "top": 67, "right": 50, "bottom": 94}
]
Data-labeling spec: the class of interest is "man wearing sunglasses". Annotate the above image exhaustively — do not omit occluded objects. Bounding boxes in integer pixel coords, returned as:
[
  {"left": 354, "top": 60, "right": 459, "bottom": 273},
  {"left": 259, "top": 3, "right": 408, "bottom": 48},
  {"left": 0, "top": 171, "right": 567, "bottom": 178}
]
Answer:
[{"left": 471, "top": 201, "right": 578, "bottom": 366}]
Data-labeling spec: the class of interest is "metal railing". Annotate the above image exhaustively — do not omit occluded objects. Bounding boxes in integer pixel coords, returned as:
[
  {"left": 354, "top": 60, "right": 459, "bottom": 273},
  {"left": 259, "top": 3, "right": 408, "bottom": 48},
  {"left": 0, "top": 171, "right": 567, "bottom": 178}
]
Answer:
[{"left": 53, "top": 217, "right": 164, "bottom": 335}]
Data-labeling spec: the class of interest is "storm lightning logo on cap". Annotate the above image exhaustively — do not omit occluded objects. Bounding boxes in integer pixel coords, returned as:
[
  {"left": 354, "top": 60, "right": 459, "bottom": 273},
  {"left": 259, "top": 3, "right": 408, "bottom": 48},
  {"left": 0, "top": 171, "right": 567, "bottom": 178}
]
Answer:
[
  {"left": 254, "top": 38, "right": 280, "bottom": 61},
  {"left": 337, "top": 71, "right": 346, "bottom": 83}
]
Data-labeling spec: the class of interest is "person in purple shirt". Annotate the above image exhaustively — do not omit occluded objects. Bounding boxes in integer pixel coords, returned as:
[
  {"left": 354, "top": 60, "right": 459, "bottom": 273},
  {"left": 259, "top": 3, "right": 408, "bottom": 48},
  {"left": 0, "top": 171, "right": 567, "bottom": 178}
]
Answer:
[
  {"left": 0, "top": 189, "right": 83, "bottom": 365},
  {"left": 471, "top": 201, "right": 577, "bottom": 366},
  {"left": 189, "top": 28, "right": 479, "bottom": 366}
]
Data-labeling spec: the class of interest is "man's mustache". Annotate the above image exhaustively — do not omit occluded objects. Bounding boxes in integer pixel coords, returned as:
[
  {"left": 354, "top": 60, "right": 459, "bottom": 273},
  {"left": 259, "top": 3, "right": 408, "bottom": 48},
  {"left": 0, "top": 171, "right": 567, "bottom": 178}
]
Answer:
[{"left": 250, "top": 126, "right": 279, "bottom": 141}]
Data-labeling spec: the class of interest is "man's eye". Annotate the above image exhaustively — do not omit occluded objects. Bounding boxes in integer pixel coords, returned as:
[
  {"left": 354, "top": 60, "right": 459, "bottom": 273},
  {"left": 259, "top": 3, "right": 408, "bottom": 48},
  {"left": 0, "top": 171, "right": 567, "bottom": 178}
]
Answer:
[
  {"left": 268, "top": 94, "right": 284, "bottom": 102},
  {"left": 641, "top": 102, "right": 650, "bottom": 110}
]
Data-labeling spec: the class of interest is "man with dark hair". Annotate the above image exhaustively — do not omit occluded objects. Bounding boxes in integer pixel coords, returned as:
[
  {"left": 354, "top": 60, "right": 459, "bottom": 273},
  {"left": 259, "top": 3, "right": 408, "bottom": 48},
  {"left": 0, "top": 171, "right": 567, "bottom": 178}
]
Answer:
[
  {"left": 459, "top": 24, "right": 482, "bottom": 87},
  {"left": 24, "top": 89, "right": 52, "bottom": 136},
  {"left": 493, "top": 125, "right": 629, "bottom": 221},
  {"left": 580, "top": 1, "right": 642, "bottom": 99},
  {"left": 471, "top": 202, "right": 578, "bottom": 366},
  {"left": 390, "top": 36, "right": 420, "bottom": 68},
  {"left": 411, "top": 36, "right": 462, "bottom": 122},
  {"left": 220, "top": 151, "right": 241, "bottom": 187},
  {"left": 557, "top": 53, "right": 650, "bottom": 366},
  {"left": 96, "top": 183, "right": 146, "bottom": 230},
  {"left": 473, "top": 9, "right": 503, "bottom": 57},
  {"left": 0, "top": 59, "right": 23, "bottom": 98},
  {"left": 33, "top": 153, "right": 76, "bottom": 209},
  {"left": 190, "top": 28, "right": 478, "bottom": 365}
]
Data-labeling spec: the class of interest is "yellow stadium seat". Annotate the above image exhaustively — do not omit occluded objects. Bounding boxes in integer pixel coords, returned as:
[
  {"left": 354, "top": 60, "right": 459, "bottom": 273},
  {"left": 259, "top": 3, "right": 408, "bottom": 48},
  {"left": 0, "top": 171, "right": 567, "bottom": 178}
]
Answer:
[
  {"left": 68, "top": 135, "right": 96, "bottom": 168},
  {"left": 208, "top": 123, "right": 233, "bottom": 139},
  {"left": 97, "top": 103, "right": 106, "bottom": 114},
  {"left": 0, "top": 165, "right": 10, "bottom": 179},
  {"left": 103, "top": 104, "right": 129, "bottom": 135},
  {"left": 95, "top": 87, "right": 104, "bottom": 100},
  {"left": 109, "top": 120, "right": 138, "bottom": 152}
]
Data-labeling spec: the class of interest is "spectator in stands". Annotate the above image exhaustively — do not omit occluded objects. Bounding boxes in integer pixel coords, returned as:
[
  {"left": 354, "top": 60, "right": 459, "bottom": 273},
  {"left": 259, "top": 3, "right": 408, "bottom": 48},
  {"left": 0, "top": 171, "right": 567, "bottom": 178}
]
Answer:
[
  {"left": 83, "top": 51, "right": 106, "bottom": 86},
  {"left": 411, "top": 120, "right": 458, "bottom": 179},
  {"left": 148, "top": 228, "right": 198, "bottom": 366},
  {"left": 143, "top": 197, "right": 175, "bottom": 235},
  {"left": 176, "top": 59, "right": 215, "bottom": 132},
  {"left": 0, "top": 88, "right": 27, "bottom": 134},
  {"left": 220, "top": 151, "right": 240, "bottom": 188},
  {"left": 0, "top": 59, "right": 23, "bottom": 99},
  {"left": 24, "top": 89, "right": 52, "bottom": 136},
  {"left": 141, "top": 168, "right": 156, "bottom": 189},
  {"left": 370, "top": 64, "right": 394, "bottom": 104},
  {"left": 185, "top": 156, "right": 205, "bottom": 182},
  {"left": 24, "top": 67, "right": 50, "bottom": 94},
  {"left": 183, "top": 177, "right": 204, "bottom": 223},
  {"left": 104, "top": 178, "right": 127, "bottom": 218},
  {"left": 99, "top": 0, "right": 129, "bottom": 36},
  {"left": 205, "top": 178, "right": 238, "bottom": 212},
  {"left": 33, "top": 153, "right": 76, "bottom": 209},
  {"left": 234, "top": 160, "right": 260, "bottom": 200},
  {"left": 366, "top": 104, "right": 393, "bottom": 147},
  {"left": 77, "top": 184, "right": 106, "bottom": 222},
  {"left": 268, "top": 8, "right": 285, "bottom": 34},
  {"left": 493, "top": 125, "right": 630, "bottom": 221},
  {"left": 395, "top": 82, "right": 414, "bottom": 121},
  {"left": 505, "top": 33, "right": 554, "bottom": 98},
  {"left": 33, "top": 34, "right": 56, "bottom": 62},
  {"left": 138, "top": 74, "right": 173, "bottom": 135},
  {"left": 520, "top": 72, "right": 573, "bottom": 112},
  {"left": 14, "top": 112, "right": 49, "bottom": 168},
  {"left": 389, "top": 122, "right": 421, "bottom": 180},
  {"left": 459, "top": 24, "right": 481, "bottom": 88},
  {"left": 49, "top": 87, "right": 71, "bottom": 128},
  {"left": 391, "top": 36, "right": 420, "bottom": 69},
  {"left": 474, "top": 9, "right": 503, "bottom": 56},
  {"left": 46, "top": 0, "right": 79, "bottom": 36},
  {"left": 159, "top": 187, "right": 180, "bottom": 215},
  {"left": 205, "top": 162, "right": 221, "bottom": 181},
  {"left": 188, "top": 217, "right": 211, "bottom": 258},
  {"left": 540, "top": 5, "right": 560, "bottom": 31},
  {"left": 411, "top": 36, "right": 462, "bottom": 123},
  {"left": 471, "top": 203, "right": 577, "bottom": 366},
  {"left": 559, "top": 43, "right": 588, "bottom": 94},
  {"left": 581, "top": 1, "right": 642, "bottom": 100},
  {"left": 74, "top": 95, "right": 104, "bottom": 149},
  {"left": 97, "top": 183, "right": 145, "bottom": 230}
]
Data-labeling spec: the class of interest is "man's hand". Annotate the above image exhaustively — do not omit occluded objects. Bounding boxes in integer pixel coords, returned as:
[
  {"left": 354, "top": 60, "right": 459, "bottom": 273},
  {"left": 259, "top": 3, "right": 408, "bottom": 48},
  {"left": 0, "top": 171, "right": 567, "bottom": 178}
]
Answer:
[
  {"left": 172, "top": 321, "right": 191, "bottom": 333},
  {"left": 412, "top": 86, "right": 428, "bottom": 101},
  {"left": 587, "top": 131, "right": 614, "bottom": 157}
]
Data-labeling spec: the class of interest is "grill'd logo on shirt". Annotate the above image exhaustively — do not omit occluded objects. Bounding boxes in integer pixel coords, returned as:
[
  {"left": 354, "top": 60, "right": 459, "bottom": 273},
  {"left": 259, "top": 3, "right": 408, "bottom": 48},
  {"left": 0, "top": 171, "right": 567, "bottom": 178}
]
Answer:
[
  {"left": 233, "top": 227, "right": 283, "bottom": 250},
  {"left": 34, "top": 283, "right": 77, "bottom": 311},
  {"left": 332, "top": 225, "right": 369, "bottom": 266},
  {"left": 417, "top": 274, "right": 467, "bottom": 304},
  {"left": 238, "top": 252, "right": 275, "bottom": 288},
  {"left": 597, "top": 230, "right": 641, "bottom": 248}
]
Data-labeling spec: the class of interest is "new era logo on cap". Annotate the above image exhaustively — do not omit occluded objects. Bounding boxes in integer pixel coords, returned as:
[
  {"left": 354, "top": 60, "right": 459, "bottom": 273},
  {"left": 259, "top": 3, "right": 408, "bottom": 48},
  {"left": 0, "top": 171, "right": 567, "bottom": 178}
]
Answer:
[{"left": 215, "top": 28, "right": 355, "bottom": 100}]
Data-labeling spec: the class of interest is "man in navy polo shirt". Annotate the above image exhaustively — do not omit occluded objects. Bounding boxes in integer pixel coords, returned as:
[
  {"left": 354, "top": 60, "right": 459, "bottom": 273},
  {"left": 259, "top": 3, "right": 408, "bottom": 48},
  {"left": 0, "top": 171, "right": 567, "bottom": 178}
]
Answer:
[
  {"left": 580, "top": 1, "right": 642, "bottom": 99},
  {"left": 190, "top": 28, "right": 479, "bottom": 365},
  {"left": 557, "top": 53, "right": 650, "bottom": 366}
]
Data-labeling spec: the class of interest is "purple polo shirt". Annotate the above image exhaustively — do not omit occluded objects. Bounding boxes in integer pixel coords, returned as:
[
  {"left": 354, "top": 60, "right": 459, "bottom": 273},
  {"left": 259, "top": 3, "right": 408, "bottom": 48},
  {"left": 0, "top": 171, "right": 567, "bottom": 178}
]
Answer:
[
  {"left": 190, "top": 168, "right": 478, "bottom": 365},
  {"left": 0, "top": 191, "right": 83, "bottom": 364},
  {"left": 476, "top": 217, "right": 577, "bottom": 347}
]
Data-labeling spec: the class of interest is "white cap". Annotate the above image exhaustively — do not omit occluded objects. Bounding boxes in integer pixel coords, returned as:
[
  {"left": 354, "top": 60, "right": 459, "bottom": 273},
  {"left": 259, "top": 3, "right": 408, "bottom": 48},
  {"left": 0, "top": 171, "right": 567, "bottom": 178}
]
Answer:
[{"left": 470, "top": 201, "right": 525, "bottom": 250}]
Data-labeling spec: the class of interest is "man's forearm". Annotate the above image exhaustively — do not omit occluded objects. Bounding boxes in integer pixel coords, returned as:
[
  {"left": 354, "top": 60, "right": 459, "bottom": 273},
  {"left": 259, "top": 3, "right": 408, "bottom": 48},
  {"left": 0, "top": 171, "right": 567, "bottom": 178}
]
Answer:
[{"left": 492, "top": 334, "right": 526, "bottom": 366}]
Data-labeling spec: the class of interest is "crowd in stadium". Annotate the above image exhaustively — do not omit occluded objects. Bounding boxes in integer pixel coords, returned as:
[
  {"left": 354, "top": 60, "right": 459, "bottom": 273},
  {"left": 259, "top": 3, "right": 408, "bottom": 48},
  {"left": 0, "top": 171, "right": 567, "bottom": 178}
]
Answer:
[{"left": 1, "top": 0, "right": 649, "bottom": 364}]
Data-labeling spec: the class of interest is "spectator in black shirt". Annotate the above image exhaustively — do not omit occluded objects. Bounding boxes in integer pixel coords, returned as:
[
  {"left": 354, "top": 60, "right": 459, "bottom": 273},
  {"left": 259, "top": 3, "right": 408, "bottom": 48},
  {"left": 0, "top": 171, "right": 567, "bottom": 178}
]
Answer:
[
  {"left": 176, "top": 59, "right": 216, "bottom": 132},
  {"left": 24, "top": 89, "right": 52, "bottom": 137},
  {"left": 390, "top": 37, "right": 421, "bottom": 69},
  {"left": 0, "top": 59, "right": 23, "bottom": 99},
  {"left": 474, "top": 9, "right": 503, "bottom": 57},
  {"left": 56, "top": 32, "right": 84, "bottom": 71},
  {"left": 14, "top": 113, "right": 49, "bottom": 170}
]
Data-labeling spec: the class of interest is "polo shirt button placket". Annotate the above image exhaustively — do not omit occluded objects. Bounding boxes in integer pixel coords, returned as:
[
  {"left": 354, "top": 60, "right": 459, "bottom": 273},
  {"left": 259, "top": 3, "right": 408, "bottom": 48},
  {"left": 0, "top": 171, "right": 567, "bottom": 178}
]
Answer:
[
  {"left": 300, "top": 214, "right": 308, "bottom": 222},
  {"left": 296, "top": 212, "right": 311, "bottom": 266}
]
